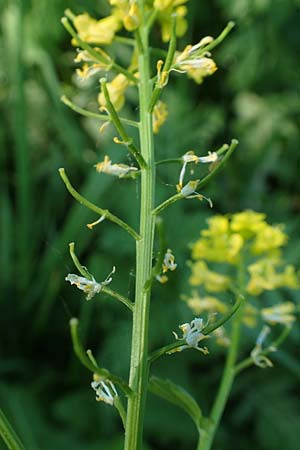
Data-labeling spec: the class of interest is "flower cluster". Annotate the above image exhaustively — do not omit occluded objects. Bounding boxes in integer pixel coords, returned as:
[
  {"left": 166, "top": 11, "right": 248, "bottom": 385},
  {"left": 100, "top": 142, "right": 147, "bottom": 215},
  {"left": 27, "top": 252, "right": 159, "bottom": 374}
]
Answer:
[{"left": 185, "top": 211, "right": 299, "bottom": 328}]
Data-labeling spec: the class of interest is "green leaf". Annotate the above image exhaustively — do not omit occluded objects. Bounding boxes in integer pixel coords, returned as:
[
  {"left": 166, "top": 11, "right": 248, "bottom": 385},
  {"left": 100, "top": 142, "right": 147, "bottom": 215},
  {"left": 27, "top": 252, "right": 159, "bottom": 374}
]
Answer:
[
  {"left": 148, "top": 376, "right": 202, "bottom": 430},
  {"left": 0, "top": 408, "right": 27, "bottom": 450}
]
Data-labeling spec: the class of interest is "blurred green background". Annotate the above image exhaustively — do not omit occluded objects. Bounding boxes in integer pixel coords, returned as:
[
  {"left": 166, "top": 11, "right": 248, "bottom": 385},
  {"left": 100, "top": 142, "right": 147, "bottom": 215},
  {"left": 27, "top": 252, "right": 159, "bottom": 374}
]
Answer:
[{"left": 1, "top": 0, "right": 300, "bottom": 449}]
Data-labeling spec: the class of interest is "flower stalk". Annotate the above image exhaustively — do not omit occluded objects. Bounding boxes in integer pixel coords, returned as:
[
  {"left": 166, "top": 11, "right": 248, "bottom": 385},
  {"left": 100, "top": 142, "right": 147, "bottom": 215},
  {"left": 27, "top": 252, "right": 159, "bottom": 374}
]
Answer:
[{"left": 124, "top": 9, "right": 156, "bottom": 449}]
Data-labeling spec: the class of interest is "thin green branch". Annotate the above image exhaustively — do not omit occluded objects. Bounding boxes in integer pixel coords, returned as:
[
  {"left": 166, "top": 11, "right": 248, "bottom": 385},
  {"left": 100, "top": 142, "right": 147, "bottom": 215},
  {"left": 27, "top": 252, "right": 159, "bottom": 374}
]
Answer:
[
  {"left": 152, "top": 139, "right": 238, "bottom": 215},
  {"left": 100, "top": 79, "right": 147, "bottom": 169},
  {"left": 203, "top": 21, "right": 235, "bottom": 54},
  {"left": 61, "top": 95, "right": 140, "bottom": 128},
  {"left": 70, "top": 318, "right": 132, "bottom": 396},
  {"left": 61, "top": 17, "right": 137, "bottom": 83},
  {"left": 152, "top": 193, "right": 182, "bottom": 215},
  {"left": 0, "top": 409, "right": 27, "bottom": 450},
  {"left": 102, "top": 286, "right": 134, "bottom": 311},
  {"left": 148, "top": 16, "right": 176, "bottom": 112},
  {"left": 144, "top": 216, "right": 167, "bottom": 291},
  {"left": 69, "top": 242, "right": 134, "bottom": 311},
  {"left": 59, "top": 168, "right": 141, "bottom": 241},
  {"left": 148, "top": 295, "right": 244, "bottom": 365},
  {"left": 202, "top": 294, "right": 245, "bottom": 335},
  {"left": 155, "top": 143, "right": 229, "bottom": 166},
  {"left": 197, "top": 139, "right": 238, "bottom": 190},
  {"left": 235, "top": 325, "right": 292, "bottom": 375}
]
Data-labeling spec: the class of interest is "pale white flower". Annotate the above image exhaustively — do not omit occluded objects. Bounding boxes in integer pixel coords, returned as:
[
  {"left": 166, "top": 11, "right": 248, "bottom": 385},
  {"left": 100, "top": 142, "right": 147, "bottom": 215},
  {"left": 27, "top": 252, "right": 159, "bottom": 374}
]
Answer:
[
  {"left": 65, "top": 267, "right": 115, "bottom": 300},
  {"left": 91, "top": 377, "right": 117, "bottom": 405},
  {"left": 162, "top": 249, "right": 177, "bottom": 273},
  {"left": 262, "top": 302, "right": 296, "bottom": 325},
  {"left": 172, "top": 317, "right": 209, "bottom": 354}
]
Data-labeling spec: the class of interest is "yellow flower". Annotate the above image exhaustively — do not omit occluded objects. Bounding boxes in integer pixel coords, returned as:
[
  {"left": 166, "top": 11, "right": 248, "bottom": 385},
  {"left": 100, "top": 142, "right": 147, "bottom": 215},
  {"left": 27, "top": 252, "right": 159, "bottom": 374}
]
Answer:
[
  {"left": 251, "top": 224, "right": 288, "bottom": 255},
  {"left": 183, "top": 291, "right": 228, "bottom": 315},
  {"left": 230, "top": 210, "right": 266, "bottom": 238},
  {"left": 191, "top": 233, "right": 243, "bottom": 264},
  {"left": 155, "top": 1, "right": 188, "bottom": 42},
  {"left": 189, "top": 260, "right": 231, "bottom": 292},
  {"left": 109, "top": 0, "right": 141, "bottom": 31},
  {"left": 202, "top": 216, "right": 229, "bottom": 236},
  {"left": 98, "top": 74, "right": 130, "bottom": 111},
  {"left": 152, "top": 101, "right": 168, "bottom": 134},
  {"left": 247, "top": 258, "right": 298, "bottom": 296},
  {"left": 73, "top": 13, "right": 120, "bottom": 45},
  {"left": 154, "top": 0, "right": 188, "bottom": 11}
]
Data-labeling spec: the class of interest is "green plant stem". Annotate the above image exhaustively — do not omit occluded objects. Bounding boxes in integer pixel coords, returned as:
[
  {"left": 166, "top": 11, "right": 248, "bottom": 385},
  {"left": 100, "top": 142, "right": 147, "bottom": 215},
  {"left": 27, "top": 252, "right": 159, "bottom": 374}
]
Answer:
[
  {"left": 124, "top": 8, "right": 156, "bottom": 450},
  {"left": 61, "top": 95, "right": 139, "bottom": 128},
  {"left": 0, "top": 409, "right": 26, "bottom": 450},
  {"left": 197, "top": 265, "right": 245, "bottom": 450},
  {"left": 197, "top": 305, "right": 244, "bottom": 450},
  {"left": 100, "top": 79, "right": 146, "bottom": 168},
  {"left": 59, "top": 168, "right": 141, "bottom": 241}
]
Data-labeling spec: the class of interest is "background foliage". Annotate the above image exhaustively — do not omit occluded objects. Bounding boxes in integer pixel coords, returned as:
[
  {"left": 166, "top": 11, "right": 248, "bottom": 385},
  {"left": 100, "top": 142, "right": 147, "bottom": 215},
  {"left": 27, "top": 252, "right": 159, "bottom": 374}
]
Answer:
[{"left": 1, "top": 0, "right": 300, "bottom": 449}]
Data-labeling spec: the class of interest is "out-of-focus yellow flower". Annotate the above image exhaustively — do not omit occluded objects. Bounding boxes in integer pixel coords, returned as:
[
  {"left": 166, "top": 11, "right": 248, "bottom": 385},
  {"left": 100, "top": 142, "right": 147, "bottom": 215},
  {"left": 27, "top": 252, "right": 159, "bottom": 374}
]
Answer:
[
  {"left": 155, "top": 1, "right": 188, "bottom": 42},
  {"left": 192, "top": 232, "right": 243, "bottom": 264},
  {"left": 251, "top": 224, "right": 288, "bottom": 255},
  {"left": 152, "top": 101, "right": 168, "bottom": 134},
  {"left": 189, "top": 260, "right": 231, "bottom": 292},
  {"left": 73, "top": 13, "right": 120, "bottom": 44},
  {"left": 98, "top": 74, "right": 129, "bottom": 111},
  {"left": 247, "top": 258, "right": 298, "bottom": 296},
  {"left": 230, "top": 210, "right": 266, "bottom": 238},
  {"left": 262, "top": 302, "right": 296, "bottom": 325},
  {"left": 109, "top": 0, "right": 141, "bottom": 31},
  {"left": 183, "top": 291, "right": 228, "bottom": 315}
]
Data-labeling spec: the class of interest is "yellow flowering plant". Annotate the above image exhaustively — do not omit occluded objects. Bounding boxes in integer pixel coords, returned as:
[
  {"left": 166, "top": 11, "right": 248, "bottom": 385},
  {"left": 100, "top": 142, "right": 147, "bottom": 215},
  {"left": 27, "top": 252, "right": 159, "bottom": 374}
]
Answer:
[{"left": 185, "top": 210, "right": 299, "bottom": 449}]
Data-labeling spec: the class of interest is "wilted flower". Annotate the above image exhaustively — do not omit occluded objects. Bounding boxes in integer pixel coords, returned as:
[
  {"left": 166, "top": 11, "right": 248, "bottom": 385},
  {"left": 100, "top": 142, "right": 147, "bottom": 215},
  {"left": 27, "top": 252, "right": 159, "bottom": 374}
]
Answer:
[
  {"left": 250, "top": 326, "right": 274, "bottom": 368},
  {"left": 95, "top": 155, "right": 138, "bottom": 178},
  {"left": 91, "top": 374, "right": 118, "bottom": 404},
  {"left": 65, "top": 267, "right": 115, "bottom": 300}
]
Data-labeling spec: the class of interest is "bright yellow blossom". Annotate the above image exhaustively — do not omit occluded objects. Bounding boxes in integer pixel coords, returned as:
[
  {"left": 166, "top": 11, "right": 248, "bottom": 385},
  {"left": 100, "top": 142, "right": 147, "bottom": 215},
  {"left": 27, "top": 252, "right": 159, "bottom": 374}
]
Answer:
[
  {"left": 73, "top": 13, "right": 120, "bottom": 45},
  {"left": 98, "top": 74, "right": 129, "bottom": 112}
]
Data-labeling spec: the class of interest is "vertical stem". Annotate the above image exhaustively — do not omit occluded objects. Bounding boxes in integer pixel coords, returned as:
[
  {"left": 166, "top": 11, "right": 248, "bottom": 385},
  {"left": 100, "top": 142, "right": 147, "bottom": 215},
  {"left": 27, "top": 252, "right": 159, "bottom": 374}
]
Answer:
[
  {"left": 197, "top": 264, "right": 246, "bottom": 450},
  {"left": 124, "top": 4, "right": 155, "bottom": 450}
]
